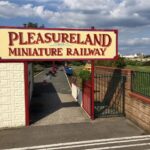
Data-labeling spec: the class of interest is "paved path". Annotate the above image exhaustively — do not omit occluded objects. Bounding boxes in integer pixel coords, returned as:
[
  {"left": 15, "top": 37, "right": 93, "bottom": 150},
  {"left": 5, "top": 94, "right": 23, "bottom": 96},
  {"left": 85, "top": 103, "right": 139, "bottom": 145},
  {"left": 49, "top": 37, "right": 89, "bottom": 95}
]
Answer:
[
  {"left": 5, "top": 135, "right": 150, "bottom": 150},
  {"left": 0, "top": 66, "right": 149, "bottom": 150},
  {"left": 30, "top": 66, "right": 89, "bottom": 126},
  {"left": 0, "top": 118, "right": 147, "bottom": 149}
]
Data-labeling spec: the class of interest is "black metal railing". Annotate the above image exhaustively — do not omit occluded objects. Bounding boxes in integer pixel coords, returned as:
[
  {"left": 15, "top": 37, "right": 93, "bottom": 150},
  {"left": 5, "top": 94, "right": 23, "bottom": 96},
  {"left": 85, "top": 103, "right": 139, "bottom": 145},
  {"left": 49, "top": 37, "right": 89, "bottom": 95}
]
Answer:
[
  {"left": 131, "top": 71, "right": 150, "bottom": 98},
  {"left": 94, "top": 74, "right": 125, "bottom": 117}
]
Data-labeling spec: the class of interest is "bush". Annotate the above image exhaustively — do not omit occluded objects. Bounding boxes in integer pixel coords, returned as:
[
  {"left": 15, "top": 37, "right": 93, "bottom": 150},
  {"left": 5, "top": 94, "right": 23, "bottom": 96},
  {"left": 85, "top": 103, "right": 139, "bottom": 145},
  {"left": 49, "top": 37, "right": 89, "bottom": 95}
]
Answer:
[
  {"left": 95, "top": 56, "right": 126, "bottom": 68},
  {"left": 71, "top": 61, "right": 85, "bottom": 66},
  {"left": 79, "top": 70, "right": 91, "bottom": 81},
  {"left": 125, "top": 60, "right": 143, "bottom": 66},
  {"left": 95, "top": 60, "right": 113, "bottom": 67},
  {"left": 113, "top": 57, "right": 126, "bottom": 68},
  {"left": 125, "top": 60, "right": 137, "bottom": 66},
  {"left": 136, "top": 61, "right": 144, "bottom": 66},
  {"left": 142, "top": 61, "right": 150, "bottom": 66}
]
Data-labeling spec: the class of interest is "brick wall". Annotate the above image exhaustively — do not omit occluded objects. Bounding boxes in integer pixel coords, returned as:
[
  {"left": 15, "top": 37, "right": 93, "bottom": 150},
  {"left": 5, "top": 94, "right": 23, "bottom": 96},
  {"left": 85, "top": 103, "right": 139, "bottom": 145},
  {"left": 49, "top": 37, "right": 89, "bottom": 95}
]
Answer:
[
  {"left": 95, "top": 66, "right": 150, "bottom": 132},
  {"left": 126, "top": 93, "right": 150, "bottom": 132},
  {"left": 0, "top": 63, "right": 25, "bottom": 128}
]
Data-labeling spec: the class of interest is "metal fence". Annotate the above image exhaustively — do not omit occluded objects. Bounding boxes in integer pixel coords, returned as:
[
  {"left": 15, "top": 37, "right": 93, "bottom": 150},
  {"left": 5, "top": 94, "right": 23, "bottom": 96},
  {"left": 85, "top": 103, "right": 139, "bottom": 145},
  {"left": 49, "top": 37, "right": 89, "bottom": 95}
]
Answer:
[
  {"left": 131, "top": 71, "right": 150, "bottom": 98},
  {"left": 94, "top": 74, "right": 125, "bottom": 118}
]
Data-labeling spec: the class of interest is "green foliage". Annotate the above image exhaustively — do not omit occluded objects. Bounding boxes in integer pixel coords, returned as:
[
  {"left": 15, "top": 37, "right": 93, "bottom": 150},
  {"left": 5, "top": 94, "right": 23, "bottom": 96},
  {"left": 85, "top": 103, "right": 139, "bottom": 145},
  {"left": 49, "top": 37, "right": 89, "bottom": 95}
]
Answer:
[
  {"left": 79, "top": 70, "right": 91, "bottom": 81},
  {"left": 71, "top": 61, "right": 85, "bottom": 66},
  {"left": 142, "top": 61, "right": 150, "bottom": 66},
  {"left": 95, "top": 56, "right": 126, "bottom": 68},
  {"left": 136, "top": 61, "right": 144, "bottom": 66},
  {"left": 125, "top": 60, "right": 136, "bottom": 66},
  {"left": 113, "top": 57, "right": 126, "bottom": 68},
  {"left": 95, "top": 60, "right": 112, "bottom": 67},
  {"left": 125, "top": 60, "right": 143, "bottom": 66},
  {"left": 33, "top": 62, "right": 51, "bottom": 68},
  {"left": 23, "top": 22, "right": 45, "bottom": 28},
  {"left": 71, "top": 66, "right": 85, "bottom": 88},
  {"left": 126, "top": 65, "right": 150, "bottom": 72},
  {"left": 144, "top": 55, "right": 150, "bottom": 58},
  {"left": 132, "top": 71, "right": 150, "bottom": 97}
]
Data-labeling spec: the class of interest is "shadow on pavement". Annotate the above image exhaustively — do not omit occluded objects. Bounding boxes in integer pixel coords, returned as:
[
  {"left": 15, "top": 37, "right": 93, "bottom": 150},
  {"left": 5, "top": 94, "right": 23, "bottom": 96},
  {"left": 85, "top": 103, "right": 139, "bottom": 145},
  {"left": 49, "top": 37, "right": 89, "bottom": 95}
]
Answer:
[{"left": 30, "top": 82, "right": 79, "bottom": 124}]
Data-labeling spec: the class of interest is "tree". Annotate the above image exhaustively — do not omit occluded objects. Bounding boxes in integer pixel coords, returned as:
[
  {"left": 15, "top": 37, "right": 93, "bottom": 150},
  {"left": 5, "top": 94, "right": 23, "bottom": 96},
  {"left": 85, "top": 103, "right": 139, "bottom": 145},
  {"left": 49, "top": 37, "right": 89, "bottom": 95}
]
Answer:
[
  {"left": 112, "top": 56, "right": 126, "bottom": 68},
  {"left": 23, "top": 22, "right": 45, "bottom": 28},
  {"left": 95, "top": 56, "right": 126, "bottom": 68}
]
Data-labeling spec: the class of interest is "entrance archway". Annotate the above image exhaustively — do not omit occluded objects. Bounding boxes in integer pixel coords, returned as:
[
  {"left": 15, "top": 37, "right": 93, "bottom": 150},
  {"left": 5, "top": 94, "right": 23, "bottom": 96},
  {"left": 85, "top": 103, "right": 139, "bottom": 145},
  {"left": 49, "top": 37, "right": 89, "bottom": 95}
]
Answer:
[
  {"left": 28, "top": 61, "right": 90, "bottom": 126},
  {"left": 0, "top": 27, "right": 117, "bottom": 128}
]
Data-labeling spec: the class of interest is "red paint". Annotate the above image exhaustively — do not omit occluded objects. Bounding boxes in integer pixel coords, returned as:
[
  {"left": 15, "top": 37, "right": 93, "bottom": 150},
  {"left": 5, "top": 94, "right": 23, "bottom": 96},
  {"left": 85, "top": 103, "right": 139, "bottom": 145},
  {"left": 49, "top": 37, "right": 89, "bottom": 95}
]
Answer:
[
  {"left": 129, "top": 92, "right": 150, "bottom": 104},
  {"left": 91, "top": 60, "right": 95, "bottom": 120},
  {"left": 0, "top": 57, "right": 118, "bottom": 62},
  {"left": 82, "top": 80, "right": 92, "bottom": 117},
  {"left": 0, "top": 26, "right": 118, "bottom": 62},
  {"left": 24, "top": 62, "right": 29, "bottom": 126},
  {"left": 115, "top": 30, "right": 119, "bottom": 61},
  {"left": 0, "top": 26, "right": 119, "bottom": 122},
  {"left": 0, "top": 26, "right": 118, "bottom": 31}
]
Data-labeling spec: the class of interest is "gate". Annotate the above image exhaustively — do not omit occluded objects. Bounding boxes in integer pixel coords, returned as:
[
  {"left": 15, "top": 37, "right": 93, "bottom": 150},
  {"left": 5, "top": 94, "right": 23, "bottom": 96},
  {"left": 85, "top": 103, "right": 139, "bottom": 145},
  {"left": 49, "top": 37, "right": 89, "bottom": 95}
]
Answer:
[
  {"left": 94, "top": 74, "right": 125, "bottom": 118},
  {"left": 82, "top": 80, "right": 93, "bottom": 118}
]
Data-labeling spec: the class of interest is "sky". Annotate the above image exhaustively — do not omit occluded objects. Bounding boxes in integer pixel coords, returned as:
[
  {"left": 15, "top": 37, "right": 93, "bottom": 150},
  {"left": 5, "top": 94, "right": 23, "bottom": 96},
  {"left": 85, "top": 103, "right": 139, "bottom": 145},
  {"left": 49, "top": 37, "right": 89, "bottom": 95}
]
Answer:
[{"left": 0, "top": 0, "right": 150, "bottom": 55}]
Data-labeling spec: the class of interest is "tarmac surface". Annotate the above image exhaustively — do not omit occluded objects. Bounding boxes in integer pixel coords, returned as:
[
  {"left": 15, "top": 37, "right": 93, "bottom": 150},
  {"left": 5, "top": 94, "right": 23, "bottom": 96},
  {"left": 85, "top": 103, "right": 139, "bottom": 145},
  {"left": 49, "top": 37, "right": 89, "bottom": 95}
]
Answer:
[
  {"left": 0, "top": 66, "right": 149, "bottom": 150},
  {"left": 30, "top": 66, "right": 89, "bottom": 126},
  {"left": 0, "top": 117, "right": 148, "bottom": 150}
]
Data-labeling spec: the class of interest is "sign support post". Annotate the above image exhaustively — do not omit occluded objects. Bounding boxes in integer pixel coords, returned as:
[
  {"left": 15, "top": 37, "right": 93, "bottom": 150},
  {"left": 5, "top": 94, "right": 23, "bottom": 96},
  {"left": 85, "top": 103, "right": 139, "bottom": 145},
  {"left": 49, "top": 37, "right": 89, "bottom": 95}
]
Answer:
[
  {"left": 0, "top": 26, "right": 118, "bottom": 122},
  {"left": 91, "top": 26, "right": 95, "bottom": 120},
  {"left": 0, "top": 27, "right": 118, "bottom": 60},
  {"left": 91, "top": 60, "right": 95, "bottom": 120}
]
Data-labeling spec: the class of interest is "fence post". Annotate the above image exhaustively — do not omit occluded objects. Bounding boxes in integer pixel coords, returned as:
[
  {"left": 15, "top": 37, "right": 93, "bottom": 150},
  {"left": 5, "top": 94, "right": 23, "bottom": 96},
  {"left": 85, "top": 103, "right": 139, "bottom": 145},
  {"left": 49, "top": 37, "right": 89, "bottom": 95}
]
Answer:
[
  {"left": 91, "top": 60, "right": 95, "bottom": 119},
  {"left": 91, "top": 26, "right": 95, "bottom": 120},
  {"left": 82, "top": 80, "right": 84, "bottom": 109}
]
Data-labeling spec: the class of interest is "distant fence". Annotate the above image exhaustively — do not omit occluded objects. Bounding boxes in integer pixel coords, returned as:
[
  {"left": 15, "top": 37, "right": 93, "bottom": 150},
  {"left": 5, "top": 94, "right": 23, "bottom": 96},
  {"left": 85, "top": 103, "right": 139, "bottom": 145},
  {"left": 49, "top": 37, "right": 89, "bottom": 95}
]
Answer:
[{"left": 131, "top": 71, "right": 150, "bottom": 98}]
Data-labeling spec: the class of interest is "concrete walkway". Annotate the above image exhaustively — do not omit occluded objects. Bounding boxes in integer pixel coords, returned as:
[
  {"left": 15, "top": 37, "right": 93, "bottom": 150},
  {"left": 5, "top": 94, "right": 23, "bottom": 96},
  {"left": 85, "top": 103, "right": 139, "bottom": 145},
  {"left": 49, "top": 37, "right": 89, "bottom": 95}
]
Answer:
[
  {"left": 0, "top": 118, "right": 146, "bottom": 149},
  {"left": 30, "top": 66, "right": 89, "bottom": 126},
  {"left": 1, "top": 66, "right": 147, "bottom": 150}
]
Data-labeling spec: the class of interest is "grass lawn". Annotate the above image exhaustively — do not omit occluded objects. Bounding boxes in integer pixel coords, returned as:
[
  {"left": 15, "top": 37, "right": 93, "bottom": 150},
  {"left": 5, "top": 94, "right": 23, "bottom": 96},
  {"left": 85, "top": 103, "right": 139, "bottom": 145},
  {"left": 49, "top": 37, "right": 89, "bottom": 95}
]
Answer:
[
  {"left": 126, "top": 65, "right": 150, "bottom": 72},
  {"left": 132, "top": 71, "right": 150, "bottom": 98},
  {"left": 127, "top": 65, "right": 150, "bottom": 97},
  {"left": 70, "top": 65, "right": 150, "bottom": 97}
]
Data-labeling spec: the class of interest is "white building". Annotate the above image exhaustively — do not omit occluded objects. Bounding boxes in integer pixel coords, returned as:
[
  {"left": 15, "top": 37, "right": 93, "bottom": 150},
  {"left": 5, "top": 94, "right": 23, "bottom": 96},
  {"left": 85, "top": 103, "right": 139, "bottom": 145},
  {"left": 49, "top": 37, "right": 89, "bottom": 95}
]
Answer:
[{"left": 123, "top": 54, "right": 138, "bottom": 59}]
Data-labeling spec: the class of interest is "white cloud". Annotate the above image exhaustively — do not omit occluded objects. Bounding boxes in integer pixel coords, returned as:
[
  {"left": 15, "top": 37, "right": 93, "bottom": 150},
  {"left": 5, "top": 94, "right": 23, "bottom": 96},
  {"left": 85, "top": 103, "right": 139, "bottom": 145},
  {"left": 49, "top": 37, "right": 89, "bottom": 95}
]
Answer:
[
  {"left": 64, "top": 0, "right": 116, "bottom": 11},
  {"left": 0, "top": 0, "right": 150, "bottom": 54},
  {"left": 27, "top": 0, "right": 62, "bottom": 3},
  {"left": 61, "top": 0, "right": 150, "bottom": 28},
  {"left": 0, "top": 0, "right": 150, "bottom": 28},
  {"left": 0, "top": 1, "right": 54, "bottom": 19},
  {"left": 121, "top": 37, "right": 150, "bottom": 46}
]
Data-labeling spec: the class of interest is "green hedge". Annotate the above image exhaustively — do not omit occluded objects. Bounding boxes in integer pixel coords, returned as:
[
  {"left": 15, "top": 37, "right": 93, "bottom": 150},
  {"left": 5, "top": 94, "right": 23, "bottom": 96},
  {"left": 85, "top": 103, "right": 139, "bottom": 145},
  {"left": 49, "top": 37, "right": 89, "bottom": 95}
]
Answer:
[
  {"left": 79, "top": 70, "right": 91, "bottom": 81},
  {"left": 95, "top": 56, "right": 126, "bottom": 68},
  {"left": 71, "top": 61, "right": 86, "bottom": 66},
  {"left": 142, "top": 61, "right": 150, "bottom": 66}
]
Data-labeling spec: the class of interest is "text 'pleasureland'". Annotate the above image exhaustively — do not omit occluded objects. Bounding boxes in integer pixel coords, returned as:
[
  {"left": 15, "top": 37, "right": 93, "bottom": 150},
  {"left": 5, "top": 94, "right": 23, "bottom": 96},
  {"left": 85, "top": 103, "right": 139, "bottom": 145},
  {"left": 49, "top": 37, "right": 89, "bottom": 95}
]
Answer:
[{"left": 0, "top": 28, "right": 117, "bottom": 60}]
